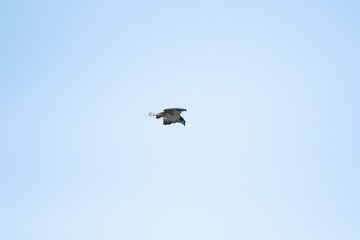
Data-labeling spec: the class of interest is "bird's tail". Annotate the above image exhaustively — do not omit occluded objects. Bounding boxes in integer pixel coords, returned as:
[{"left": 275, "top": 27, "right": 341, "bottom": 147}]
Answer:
[{"left": 148, "top": 112, "right": 162, "bottom": 119}]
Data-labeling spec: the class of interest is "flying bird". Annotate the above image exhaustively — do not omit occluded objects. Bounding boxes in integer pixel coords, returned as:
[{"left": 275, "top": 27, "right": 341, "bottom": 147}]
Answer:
[{"left": 149, "top": 108, "right": 187, "bottom": 126}]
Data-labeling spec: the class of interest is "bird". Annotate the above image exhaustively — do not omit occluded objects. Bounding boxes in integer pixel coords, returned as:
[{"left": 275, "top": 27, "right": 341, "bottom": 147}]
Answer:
[{"left": 149, "top": 108, "right": 187, "bottom": 126}]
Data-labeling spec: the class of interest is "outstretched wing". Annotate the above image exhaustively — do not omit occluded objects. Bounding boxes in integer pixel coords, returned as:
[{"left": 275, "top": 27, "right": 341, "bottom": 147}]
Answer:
[
  {"left": 162, "top": 108, "right": 183, "bottom": 121},
  {"left": 163, "top": 108, "right": 186, "bottom": 113},
  {"left": 162, "top": 108, "right": 187, "bottom": 123}
]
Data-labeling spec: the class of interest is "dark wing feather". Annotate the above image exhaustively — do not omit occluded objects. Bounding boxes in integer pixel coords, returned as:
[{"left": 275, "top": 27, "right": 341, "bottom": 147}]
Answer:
[
  {"left": 163, "top": 119, "right": 175, "bottom": 125},
  {"left": 163, "top": 108, "right": 186, "bottom": 113}
]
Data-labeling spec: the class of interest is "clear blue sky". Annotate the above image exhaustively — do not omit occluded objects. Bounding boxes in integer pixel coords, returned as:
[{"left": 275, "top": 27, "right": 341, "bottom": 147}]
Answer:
[{"left": 1, "top": 1, "right": 359, "bottom": 239}]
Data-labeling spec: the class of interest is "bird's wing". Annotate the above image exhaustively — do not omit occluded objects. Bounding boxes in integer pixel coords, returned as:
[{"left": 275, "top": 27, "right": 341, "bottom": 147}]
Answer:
[
  {"left": 163, "top": 118, "right": 175, "bottom": 125},
  {"left": 162, "top": 109, "right": 180, "bottom": 119},
  {"left": 163, "top": 108, "right": 186, "bottom": 113}
]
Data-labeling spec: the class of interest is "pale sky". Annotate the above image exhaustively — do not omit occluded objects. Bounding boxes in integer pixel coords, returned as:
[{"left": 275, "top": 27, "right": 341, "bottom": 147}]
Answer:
[{"left": 1, "top": 1, "right": 359, "bottom": 239}]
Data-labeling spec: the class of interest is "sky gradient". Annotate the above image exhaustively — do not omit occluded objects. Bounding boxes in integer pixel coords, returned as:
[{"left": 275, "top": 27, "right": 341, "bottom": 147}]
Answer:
[{"left": 1, "top": 1, "right": 359, "bottom": 239}]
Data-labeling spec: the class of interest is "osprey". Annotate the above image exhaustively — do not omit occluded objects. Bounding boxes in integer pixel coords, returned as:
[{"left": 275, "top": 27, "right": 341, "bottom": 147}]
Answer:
[{"left": 149, "top": 108, "right": 187, "bottom": 126}]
